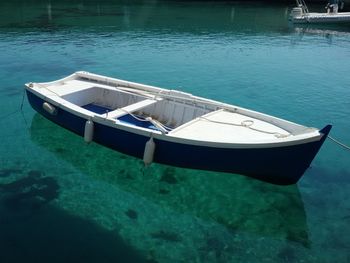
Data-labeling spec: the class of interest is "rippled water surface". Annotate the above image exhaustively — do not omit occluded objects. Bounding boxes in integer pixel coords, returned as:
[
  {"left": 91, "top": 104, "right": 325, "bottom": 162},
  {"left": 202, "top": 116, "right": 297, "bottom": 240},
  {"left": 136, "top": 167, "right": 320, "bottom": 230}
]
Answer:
[{"left": 1, "top": 1, "right": 350, "bottom": 262}]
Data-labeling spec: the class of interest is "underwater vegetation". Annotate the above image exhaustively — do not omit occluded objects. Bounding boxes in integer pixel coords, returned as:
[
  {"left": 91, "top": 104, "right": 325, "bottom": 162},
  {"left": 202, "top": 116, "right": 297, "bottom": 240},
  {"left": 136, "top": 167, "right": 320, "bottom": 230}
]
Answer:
[
  {"left": 0, "top": 167, "right": 159, "bottom": 263},
  {"left": 0, "top": 169, "right": 59, "bottom": 212},
  {"left": 159, "top": 167, "right": 178, "bottom": 185},
  {"left": 0, "top": 168, "right": 21, "bottom": 178},
  {"left": 125, "top": 208, "right": 138, "bottom": 220},
  {"left": 150, "top": 230, "right": 182, "bottom": 243}
]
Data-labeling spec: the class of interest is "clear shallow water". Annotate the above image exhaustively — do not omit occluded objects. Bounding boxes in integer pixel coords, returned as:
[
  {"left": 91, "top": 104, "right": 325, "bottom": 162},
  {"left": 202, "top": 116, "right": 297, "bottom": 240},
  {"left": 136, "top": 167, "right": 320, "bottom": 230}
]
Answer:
[{"left": 1, "top": 1, "right": 350, "bottom": 262}]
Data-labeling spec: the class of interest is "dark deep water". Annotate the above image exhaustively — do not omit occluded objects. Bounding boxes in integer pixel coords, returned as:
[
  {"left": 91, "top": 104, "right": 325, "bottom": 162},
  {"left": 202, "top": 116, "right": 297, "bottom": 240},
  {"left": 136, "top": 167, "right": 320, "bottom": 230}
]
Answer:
[{"left": 1, "top": 1, "right": 350, "bottom": 262}]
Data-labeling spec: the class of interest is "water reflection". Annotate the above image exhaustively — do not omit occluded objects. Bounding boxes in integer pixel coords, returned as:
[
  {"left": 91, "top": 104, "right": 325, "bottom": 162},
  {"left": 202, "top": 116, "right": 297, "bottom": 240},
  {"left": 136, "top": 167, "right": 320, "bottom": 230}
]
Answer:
[
  {"left": 3, "top": 0, "right": 350, "bottom": 38},
  {"left": 288, "top": 3, "right": 350, "bottom": 42},
  {"left": 0, "top": 1, "right": 291, "bottom": 34},
  {"left": 294, "top": 25, "right": 350, "bottom": 36},
  {"left": 291, "top": 23, "right": 350, "bottom": 44},
  {"left": 30, "top": 113, "right": 309, "bottom": 247},
  {"left": 47, "top": 2, "right": 52, "bottom": 22}
]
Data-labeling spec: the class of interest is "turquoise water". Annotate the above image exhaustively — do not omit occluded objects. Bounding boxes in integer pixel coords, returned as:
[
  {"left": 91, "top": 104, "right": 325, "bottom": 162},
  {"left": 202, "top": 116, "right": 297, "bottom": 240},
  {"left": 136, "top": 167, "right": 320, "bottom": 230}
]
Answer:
[{"left": 1, "top": 1, "right": 350, "bottom": 262}]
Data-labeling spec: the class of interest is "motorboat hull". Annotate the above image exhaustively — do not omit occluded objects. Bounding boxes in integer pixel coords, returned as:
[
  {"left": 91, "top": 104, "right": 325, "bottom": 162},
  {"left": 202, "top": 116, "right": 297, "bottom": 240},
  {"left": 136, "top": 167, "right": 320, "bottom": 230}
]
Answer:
[{"left": 290, "top": 10, "right": 350, "bottom": 24}]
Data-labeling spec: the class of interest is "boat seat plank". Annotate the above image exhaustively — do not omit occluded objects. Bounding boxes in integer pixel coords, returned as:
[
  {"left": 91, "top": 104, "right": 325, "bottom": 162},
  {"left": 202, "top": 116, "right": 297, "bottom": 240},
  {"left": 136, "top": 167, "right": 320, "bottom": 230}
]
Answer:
[
  {"left": 43, "top": 80, "right": 94, "bottom": 97},
  {"left": 103, "top": 99, "right": 160, "bottom": 119}
]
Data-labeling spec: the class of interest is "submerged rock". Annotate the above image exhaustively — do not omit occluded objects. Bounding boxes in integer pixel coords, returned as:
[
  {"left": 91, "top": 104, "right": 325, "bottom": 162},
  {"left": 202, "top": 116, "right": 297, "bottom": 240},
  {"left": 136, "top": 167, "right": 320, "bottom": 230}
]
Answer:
[
  {"left": 125, "top": 209, "right": 138, "bottom": 220},
  {"left": 158, "top": 188, "right": 170, "bottom": 195},
  {"left": 0, "top": 171, "right": 59, "bottom": 212},
  {"left": 150, "top": 230, "right": 181, "bottom": 242},
  {"left": 0, "top": 169, "right": 21, "bottom": 178},
  {"left": 159, "top": 168, "right": 178, "bottom": 184}
]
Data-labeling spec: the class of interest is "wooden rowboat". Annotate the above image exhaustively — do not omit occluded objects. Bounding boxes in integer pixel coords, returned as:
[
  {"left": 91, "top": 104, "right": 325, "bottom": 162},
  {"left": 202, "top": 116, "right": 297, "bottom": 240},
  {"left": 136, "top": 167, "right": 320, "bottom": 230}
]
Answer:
[{"left": 25, "top": 71, "right": 331, "bottom": 185}]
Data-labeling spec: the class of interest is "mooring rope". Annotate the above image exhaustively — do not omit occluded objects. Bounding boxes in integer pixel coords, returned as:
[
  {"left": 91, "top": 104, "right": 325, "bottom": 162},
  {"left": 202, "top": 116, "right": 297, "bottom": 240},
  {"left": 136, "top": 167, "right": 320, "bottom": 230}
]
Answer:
[
  {"left": 33, "top": 83, "right": 62, "bottom": 97},
  {"left": 20, "top": 88, "right": 25, "bottom": 110},
  {"left": 20, "top": 89, "right": 29, "bottom": 130},
  {"left": 328, "top": 135, "right": 350, "bottom": 151},
  {"left": 118, "top": 108, "right": 173, "bottom": 133},
  {"left": 0, "top": 89, "right": 27, "bottom": 121},
  {"left": 118, "top": 108, "right": 151, "bottom": 122}
]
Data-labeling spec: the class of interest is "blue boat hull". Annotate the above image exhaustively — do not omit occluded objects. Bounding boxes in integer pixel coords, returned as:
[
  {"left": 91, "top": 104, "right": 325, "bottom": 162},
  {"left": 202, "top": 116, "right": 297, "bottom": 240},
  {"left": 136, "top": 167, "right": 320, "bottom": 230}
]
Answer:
[{"left": 26, "top": 90, "right": 331, "bottom": 185}]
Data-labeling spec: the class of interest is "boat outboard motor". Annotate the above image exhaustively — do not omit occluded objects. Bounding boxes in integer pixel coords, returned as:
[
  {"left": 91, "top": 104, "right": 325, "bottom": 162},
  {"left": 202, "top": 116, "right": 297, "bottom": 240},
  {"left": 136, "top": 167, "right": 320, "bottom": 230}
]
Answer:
[{"left": 290, "top": 7, "right": 303, "bottom": 19}]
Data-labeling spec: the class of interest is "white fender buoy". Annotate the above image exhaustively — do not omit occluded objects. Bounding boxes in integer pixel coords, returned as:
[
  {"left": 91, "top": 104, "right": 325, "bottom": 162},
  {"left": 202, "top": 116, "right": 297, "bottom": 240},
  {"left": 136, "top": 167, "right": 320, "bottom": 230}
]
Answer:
[
  {"left": 84, "top": 118, "right": 94, "bottom": 143},
  {"left": 143, "top": 137, "right": 156, "bottom": 166},
  {"left": 42, "top": 102, "right": 57, "bottom": 115}
]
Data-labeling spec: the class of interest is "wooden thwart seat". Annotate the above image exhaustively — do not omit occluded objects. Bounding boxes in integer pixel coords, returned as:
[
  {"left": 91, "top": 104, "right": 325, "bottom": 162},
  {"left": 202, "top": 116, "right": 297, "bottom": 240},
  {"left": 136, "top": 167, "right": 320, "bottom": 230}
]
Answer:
[{"left": 102, "top": 99, "right": 160, "bottom": 119}]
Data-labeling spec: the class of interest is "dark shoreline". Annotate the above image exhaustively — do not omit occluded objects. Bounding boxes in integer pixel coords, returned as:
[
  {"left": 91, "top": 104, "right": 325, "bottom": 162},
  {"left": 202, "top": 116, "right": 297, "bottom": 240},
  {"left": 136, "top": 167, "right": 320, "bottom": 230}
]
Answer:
[{"left": 4, "top": 0, "right": 349, "bottom": 5}]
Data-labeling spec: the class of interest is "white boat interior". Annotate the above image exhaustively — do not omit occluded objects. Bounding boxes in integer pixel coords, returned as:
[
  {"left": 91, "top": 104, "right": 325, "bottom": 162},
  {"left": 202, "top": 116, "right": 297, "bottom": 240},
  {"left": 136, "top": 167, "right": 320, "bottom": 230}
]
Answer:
[{"left": 29, "top": 71, "right": 321, "bottom": 145}]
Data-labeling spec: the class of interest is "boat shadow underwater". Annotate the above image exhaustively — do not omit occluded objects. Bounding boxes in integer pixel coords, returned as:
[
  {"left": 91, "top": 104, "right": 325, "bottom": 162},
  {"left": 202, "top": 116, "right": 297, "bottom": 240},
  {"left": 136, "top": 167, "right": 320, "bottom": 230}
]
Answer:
[{"left": 30, "top": 113, "right": 311, "bottom": 247}]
